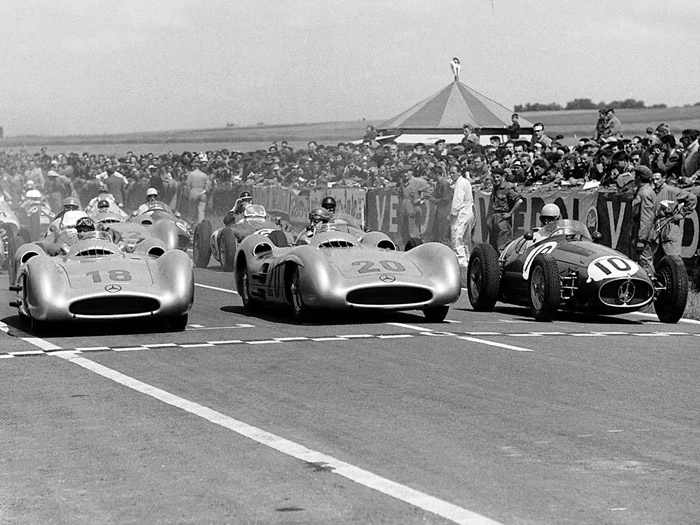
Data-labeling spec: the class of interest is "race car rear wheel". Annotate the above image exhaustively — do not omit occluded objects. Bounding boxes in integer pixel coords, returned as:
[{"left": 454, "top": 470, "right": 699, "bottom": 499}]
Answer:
[
  {"left": 467, "top": 243, "right": 500, "bottom": 311},
  {"left": 528, "top": 253, "right": 560, "bottom": 322},
  {"left": 193, "top": 220, "right": 212, "bottom": 268},
  {"left": 168, "top": 313, "right": 189, "bottom": 331},
  {"left": 423, "top": 305, "right": 449, "bottom": 322},
  {"left": 290, "top": 266, "right": 312, "bottom": 323},
  {"left": 654, "top": 255, "right": 688, "bottom": 323},
  {"left": 220, "top": 228, "right": 237, "bottom": 272}
]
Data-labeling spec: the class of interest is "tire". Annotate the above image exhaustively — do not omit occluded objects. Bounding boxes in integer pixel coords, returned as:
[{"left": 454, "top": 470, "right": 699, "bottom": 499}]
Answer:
[
  {"left": 424, "top": 305, "right": 449, "bottom": 322},
  {"left": 220, "top": 228, "right": 237, "bottom": 272},
  {"left": 527, "top": 253, "right": 561, "bottom": 322},
  {"left": 3, "top": 233, "right": 21, "bottom": 271},
  {"left": 404, "top": 237, "right": 423, "bottom": 251},
  {"left": 268, "top": 229, "right": 289, "bottom": 247},
  {"left": 168, "top": 313, "right": 189, "bottom": 331},
  {"left": 290, "top": 266, "right": 312, "bottom": 323},
  {"left": 30, "top": 316, "right": 48, "bottom": 335},
  {"left": 193, "top": 220, "right": 213, "bottom": 268},
  {"left": 654, "top": 255, "right": 688, "bottom": 323},
  {"left": 237, "top": 256, "right": 258, "bottom": 312},
  {"left": 467, "top": 243, "right": 501, "bottom": 311}
]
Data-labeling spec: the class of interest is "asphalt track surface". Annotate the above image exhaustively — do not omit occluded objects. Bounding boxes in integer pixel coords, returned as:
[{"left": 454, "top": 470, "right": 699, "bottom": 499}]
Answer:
[{"left": 1, "top": 263, "right": 700, "bottom": 524}]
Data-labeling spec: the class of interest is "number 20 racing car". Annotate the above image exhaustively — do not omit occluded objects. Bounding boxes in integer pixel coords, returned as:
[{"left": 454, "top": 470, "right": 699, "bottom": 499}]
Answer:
[
  {"left": 233, "top": 220, "right": 461, "bottom": 322},
  {"left": 467, "top": 219, "right": 688, "bottom": 322},
  {"left": 9, "top": 231, "right": 194, "bottom": 333}
]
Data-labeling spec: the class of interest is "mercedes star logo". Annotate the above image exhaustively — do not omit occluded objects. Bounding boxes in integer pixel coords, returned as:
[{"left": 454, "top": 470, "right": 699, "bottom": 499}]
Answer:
[
  {"left": 379, "top": 274, "right": 396, "bottom": 283},
  {"left": 105, "top": 284, "right": 122, "bottom": 293},
  {"left": 617, "top": 280, "right": 635, "bottom": 304}
]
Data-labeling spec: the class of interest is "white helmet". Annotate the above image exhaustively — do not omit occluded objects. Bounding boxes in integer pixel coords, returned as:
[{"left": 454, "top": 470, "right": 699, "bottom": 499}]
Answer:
[
  {"left": 540, "top": 203, "right": 561, "bottom": 225},
  {"left": 26, "top": 189, "right": 42, "bottom": 200},
  {"left": 61, "top": 210, "right": 88, "bottom": 229}
]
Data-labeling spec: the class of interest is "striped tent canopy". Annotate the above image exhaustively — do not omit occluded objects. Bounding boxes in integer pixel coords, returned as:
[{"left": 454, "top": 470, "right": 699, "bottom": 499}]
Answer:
[{"left": 379, "top": 80, "right": 532, "bottom": 132}]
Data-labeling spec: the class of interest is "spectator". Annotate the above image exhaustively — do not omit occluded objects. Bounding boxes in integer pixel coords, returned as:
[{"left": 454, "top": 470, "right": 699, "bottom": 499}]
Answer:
[
  {"left": 449, "top": 164, "right": 474, "bottom": 268},
  {"left": 487, "top": 169, "right": 523, "bottom": 252}
]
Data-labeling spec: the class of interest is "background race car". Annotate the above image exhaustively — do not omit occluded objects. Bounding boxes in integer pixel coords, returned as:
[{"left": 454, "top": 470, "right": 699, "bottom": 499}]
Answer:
[{"left": 193, "top": 204, "right": 294, "bottom": 271}]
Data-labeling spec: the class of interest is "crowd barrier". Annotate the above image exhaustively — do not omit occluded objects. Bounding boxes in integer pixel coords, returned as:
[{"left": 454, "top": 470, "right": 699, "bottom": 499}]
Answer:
[{"left": 211, "top": 184, "right": 700, "bottom": 264}]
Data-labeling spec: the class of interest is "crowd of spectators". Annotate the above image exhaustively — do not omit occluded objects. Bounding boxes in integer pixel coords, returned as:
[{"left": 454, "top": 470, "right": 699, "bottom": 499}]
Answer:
[{"left": 1, "top": 119, "right": 700, "bottom": 225}]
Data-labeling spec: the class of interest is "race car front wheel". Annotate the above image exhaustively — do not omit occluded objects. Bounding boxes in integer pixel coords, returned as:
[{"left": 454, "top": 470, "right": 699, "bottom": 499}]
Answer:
[
  {"left": 528, "top": 253, "right": 560, "bottom": 322},
  {"left": 238, "top": 257, "right": 258, "bottom": 312},
  {"left": 290, "top": 266, "right": 312, "bottom": 323},
  {"left": 654, "top": 255, "right": 688, "bottom": 323},
  {"left": 424, "top": 305, "right": 449, "bottom": 322},
  {"left": 467, "top": 244, "right": 500, "bottom": 311}
]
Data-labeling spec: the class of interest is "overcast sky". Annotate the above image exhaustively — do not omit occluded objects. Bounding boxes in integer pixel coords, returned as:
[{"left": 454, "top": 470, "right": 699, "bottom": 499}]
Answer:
[{"left": 1, "top": 0, "right": 698, "bottom": 136}]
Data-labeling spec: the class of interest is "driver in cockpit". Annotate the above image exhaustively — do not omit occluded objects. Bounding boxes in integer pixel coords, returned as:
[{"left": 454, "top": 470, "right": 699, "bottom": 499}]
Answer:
[
  {"left": 295, "top": 207, "right": 332, "bottom": 245},
  {"left": 533, "top": 203, "right": 562, "bottom": 241}
]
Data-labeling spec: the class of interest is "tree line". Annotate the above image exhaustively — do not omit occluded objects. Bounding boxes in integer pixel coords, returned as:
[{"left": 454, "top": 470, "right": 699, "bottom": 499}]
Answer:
[{"left": 514, "top": 98, "right": 671, "bottom": 112}]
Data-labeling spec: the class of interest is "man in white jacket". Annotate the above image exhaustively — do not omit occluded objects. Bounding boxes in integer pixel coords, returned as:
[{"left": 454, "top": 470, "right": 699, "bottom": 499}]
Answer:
[{"left": 449, "top": 164, "right": 474, "bottom": 268}]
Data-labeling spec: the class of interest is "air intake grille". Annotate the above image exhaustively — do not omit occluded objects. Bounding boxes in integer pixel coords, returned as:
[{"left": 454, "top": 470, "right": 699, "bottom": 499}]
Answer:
[
  {"left": 599, "top": 278, "right": 654, "bottom": 307},
  {"left": 69, "top": 297, "right": 160, "bottom": 315},
  {"left": 347, "top": 286, "right": 432, "bottom": 305}
]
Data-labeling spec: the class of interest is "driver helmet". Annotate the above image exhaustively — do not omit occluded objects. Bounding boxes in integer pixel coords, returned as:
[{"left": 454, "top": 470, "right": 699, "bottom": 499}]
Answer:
[
  {"left": 76, "top": 216, "right": 96, "bottom": 238},
  {"left": 239, "top": 190, "right": 253, "bottom": 202},
  {"left": 321, "top": 196, "right": 336, "bottom": 213},
  {"left": 97, "top": 199, "right": 111, "bottom": 210},
  {"left": 146, "top": 187, "right": 158, "bottom": 201},
  {"left": 24, "top": 180, "right": 36, "bottom": 190},
  {"left": 61, "top": 196, "right": 80, "bottom": 212},
  {"left": 309, "top": 207, "right": 332, "bottom": 226},
  {"left": 61, "top": 210, "right": 88, "bottom": 229},
  {"left": 540, "top": 203, "right": 561, "bottom": 226},
  {"left": 25, "top": 189, "right": 43, "bottom": 200}
]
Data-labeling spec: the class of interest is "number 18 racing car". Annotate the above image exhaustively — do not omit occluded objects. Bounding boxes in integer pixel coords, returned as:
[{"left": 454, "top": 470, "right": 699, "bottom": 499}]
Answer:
[
  {"left": 467, "top": 219, "right": 688, "bottom": 322},
  {"left": 9, "top": 230, "right": 194, "bottom": 332}
]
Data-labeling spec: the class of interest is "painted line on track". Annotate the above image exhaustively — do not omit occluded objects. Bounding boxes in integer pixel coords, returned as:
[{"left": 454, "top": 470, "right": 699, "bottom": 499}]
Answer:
[
  {"left": 195, "top": 283, "right": 238, "bottom": 295},
  {"left": 457, "top": 336, "right": 533, "bottom": 352},
  {"left": 16, "top": 331, "right": 502, "bottom": 525}
]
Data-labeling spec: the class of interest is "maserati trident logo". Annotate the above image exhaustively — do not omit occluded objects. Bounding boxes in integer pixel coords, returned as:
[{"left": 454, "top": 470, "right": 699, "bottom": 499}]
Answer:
[
  {"left": 105, "top": 284, "right": 122, "bottom": 293},
  {"left": 379, "top": 274, "right": 396, "bottom": 283},
  {"left": 617, "top": 280, "right": 635, "bottom": 304}
]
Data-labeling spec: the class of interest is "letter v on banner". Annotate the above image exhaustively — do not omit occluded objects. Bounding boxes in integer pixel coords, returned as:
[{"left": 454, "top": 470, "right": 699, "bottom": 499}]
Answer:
[
  {"left": 606, "top": 200, "right": 626, "bottom": 250},
  {"left": 375, "top": 193, "right": 387, "bottom": 231}
]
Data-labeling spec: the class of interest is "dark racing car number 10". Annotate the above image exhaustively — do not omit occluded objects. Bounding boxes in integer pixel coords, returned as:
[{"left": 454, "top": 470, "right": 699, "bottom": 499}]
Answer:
[{"left": 352, "top": 260, "right": 406, "bottom": 273}]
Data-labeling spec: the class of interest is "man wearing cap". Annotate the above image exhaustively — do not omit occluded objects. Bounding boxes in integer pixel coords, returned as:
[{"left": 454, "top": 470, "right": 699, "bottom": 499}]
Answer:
[
  {"left": 637, "top": 171, "right": 697, "bottom": 272},
  {"left": 631, "top": 166, "right": 656, "bottom": 267},
  {"left": 185, "top": 158, "right": 210, "bottom": 224},
  {"left": 398, "top": 166, "right": 432, "bottom": 246},
  {"left": 44, "top": 162, "right": 74, "bottom": 213},
  {"left": 487, "top": 169, "right": 523, "bottom": 252}
]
